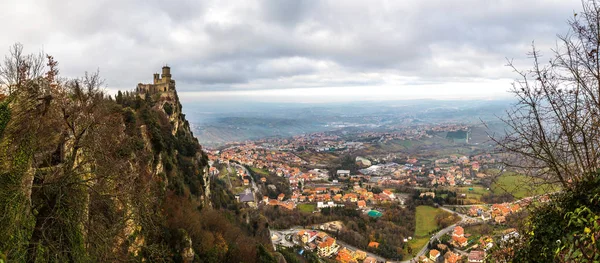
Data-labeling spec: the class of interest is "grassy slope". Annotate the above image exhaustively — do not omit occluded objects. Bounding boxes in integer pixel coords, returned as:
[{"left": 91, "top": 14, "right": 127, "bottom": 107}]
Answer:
[
  {"left": 297, "top": 204, "right": 316, "bottom": 213},
  {"left": 250, "top": 167, "right": 270, "bottom": 177},
  {"left": 491, "top": 173, "right": 560, "bottom": 199},
  {"left": 442, "top": 173, "right": 558, "bottom": 203},
  {"left": 414, "top": 206, "right": 447, "bottom": 237},
  {"left": 407, "top": 206, "right": 454, "bottom": 255},
  {"left": 454, "top": 185, "right": 489, "bottom": 204}
]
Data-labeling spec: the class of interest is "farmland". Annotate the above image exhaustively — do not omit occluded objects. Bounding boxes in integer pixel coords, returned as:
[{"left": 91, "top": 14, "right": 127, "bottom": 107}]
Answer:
[{"left": 491, "top": 173, "right": 560, "bottom": 199}]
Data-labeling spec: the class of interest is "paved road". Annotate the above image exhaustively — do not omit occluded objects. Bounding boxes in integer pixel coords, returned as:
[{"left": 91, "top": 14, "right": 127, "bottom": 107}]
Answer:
[
  {"left": 398, "top": 222, "right": 458, "bottom": 263},
  {"left": 270, "top": 229, "right": 295, "bottom": 249},
  {"left": 225, "top": 165, "right": 233, "bottom": 188},
  {"left": 234, "top": 164, "right": 260, "bottom": 203}
]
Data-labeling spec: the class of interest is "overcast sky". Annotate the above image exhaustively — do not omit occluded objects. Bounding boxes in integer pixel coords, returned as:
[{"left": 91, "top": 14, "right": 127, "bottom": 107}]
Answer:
[{"left": 1, "top": 0, "right": 581, "bottom": 103}]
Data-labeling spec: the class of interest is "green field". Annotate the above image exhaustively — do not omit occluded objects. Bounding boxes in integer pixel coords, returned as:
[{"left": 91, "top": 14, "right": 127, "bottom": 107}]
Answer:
[
  {"left": 407, "top": 237, "right": 429, "bottom": 256},
  {"left": 491, "top": 173, "right": 559, "bottom": 199},
  {"left": 407, "top": 206, "right": 457, "bottom": 256},
  {"left": 455, "top": 185, "right": 488, "bottom": 203},
  {"left": 458, "top": 185, "right": 488, "bottom": 195},
  {"left": 444, "top": 173, "right": 558, "bottom": 203},
  {"left": 395, "top": 139, "right": 415, "bottom": 148},
  {"left": 297, "top": 204, "right": 316, "bottom": 213},
  {"left": 250, "top": 167, "right": 270, "bottom": 176},
  {"left": 415, "top": 206, "right": 448, "bottom": 237},
  {"left": 218, "top": 167, "right": 229, "bottom": 178},
  {"left": 464, "top": 224, "right": 510, "bottom": 237}
]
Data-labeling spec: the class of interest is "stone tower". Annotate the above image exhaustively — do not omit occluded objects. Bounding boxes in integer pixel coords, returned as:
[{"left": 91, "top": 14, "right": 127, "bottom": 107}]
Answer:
[{"left": 161, "top": 66, "right": 171, "bottom": 82}]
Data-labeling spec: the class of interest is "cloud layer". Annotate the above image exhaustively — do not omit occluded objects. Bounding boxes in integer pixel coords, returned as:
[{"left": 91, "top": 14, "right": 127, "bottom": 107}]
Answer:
[{"left": 0, "top": 0, "right": 581, "bottom": 101}]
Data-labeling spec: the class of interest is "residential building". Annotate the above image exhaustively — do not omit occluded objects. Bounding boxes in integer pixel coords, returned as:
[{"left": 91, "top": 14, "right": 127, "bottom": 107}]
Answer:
[
  {"left": 495, "top": 216, "right": 506, "bottom": 224},
  {"left": 468, "top": 250, "right": 485, "bottom": 263},
  {"left": 337, "top": 170, "right": 350, "bottom": 177},
  {"left": 453, "top": 226, "right": 464, "bottom": 237},
  {"left": 238, "top": 189, "right": 254, "bottom": 204},
  {"left": 317, "top": 237, "right": 339, "bottom": 257},
  {"left": 357, "top": 200, "right": 367, "bottom": 208},
  {"left": 368, "top": 241, "right": 380, "bottom": 249},
  {"left": 429, "top": 249, "right": 440, "bottom": 261},
  {"left": 336, "top": 248, "right": 354, "bottom": 263},
  {"left": 355, "top": 250, "right": 367, "bottom": 261},
  {"left": 444, "top": 251, "right": 461, "bottom": 263},
  {"left": 316, "top": 232, "right": 328, "bottom": 243},
  {"left": 382, "top": 190, "right": 395, "bottom": 199},
  {"left": 452, "top": 236, "right": 468, "bottom": 247}
]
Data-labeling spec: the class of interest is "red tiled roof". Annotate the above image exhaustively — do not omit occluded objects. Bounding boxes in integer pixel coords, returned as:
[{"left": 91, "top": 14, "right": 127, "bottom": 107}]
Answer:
[
  {"left": 469, "top": 250, "right": 485, "bottom": 261},
  {"left": 318, "top": 238, "right": 335, "bottom": 248},
  {"left": 454, "top": 226, "right": 464, "bottom": 236},
  {"left": 368, "top": 241, "right": 380, "bottom": 248},
  {"left": 445, "top": 251, "right": 461, "bottom": 263},
  {"left": 454, "top": 236, "right": 468, "bottom": 246},
  {"left": 336, "top": 249, "right": 353, "bottom": 262}
]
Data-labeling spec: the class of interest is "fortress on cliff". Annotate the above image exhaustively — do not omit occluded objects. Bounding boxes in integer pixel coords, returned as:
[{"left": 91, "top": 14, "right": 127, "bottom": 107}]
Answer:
[{"left": 136, "top": 66, "right": 176, "bottom": 94}]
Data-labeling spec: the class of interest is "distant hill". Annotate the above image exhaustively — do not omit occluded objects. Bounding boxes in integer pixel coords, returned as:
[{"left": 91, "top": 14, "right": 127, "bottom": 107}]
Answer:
[{"left": 183, "top": 99, "right": 512, "bottom": 147}]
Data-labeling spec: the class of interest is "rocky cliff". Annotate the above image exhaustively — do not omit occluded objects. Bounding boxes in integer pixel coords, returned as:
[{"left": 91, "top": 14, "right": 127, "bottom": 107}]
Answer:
[{"left": 0, "top": 58, "right": 272, "bottom": 263}]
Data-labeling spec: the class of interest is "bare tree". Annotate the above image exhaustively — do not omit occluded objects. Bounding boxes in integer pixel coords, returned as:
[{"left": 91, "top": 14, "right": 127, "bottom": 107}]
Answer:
[
  {"left": 0, "top": 44, "right": 139, "bottom": 262},
  {"left": 0, "top": 43, "right": 45, "bottom": 95},
  {"left": 495, "top": 1, "right": 600, "bottom": 190}
]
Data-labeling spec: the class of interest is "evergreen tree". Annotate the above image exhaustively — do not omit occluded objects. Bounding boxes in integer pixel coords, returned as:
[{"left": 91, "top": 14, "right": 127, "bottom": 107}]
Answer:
[{"left": 116, "top": 90, "right": 123, "bottom": 104}]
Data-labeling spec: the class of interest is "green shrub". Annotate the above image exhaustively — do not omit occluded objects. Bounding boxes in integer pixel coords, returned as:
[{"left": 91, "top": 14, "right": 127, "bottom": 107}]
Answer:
[
  {"left": 163, "top": 103, "right": 174, "bottom": 116},
  {"left": 0, "top": 101, "right": 10, "bottom": 137},
  {"left": 497, "top": 176, "right": 600, "bottom": 262}
]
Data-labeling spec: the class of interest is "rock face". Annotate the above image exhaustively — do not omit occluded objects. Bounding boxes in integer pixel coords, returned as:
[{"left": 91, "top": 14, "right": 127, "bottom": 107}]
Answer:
[
  {"left": 124, "top": 88, "right": 213, "bottom": 254},
  {"left": 0, "top": 69, "right": 213, "bottom": 262},
  {"left": 181, "top": 232, "right": 195, "bottom": 263}
]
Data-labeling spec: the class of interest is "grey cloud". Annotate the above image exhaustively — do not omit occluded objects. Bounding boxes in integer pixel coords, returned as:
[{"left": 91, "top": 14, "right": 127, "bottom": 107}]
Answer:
[
  {"left": 0, "top": 0, "right": 583, "bottom": 94},
  {"left": 259, "top": 0, "right": 317, "bottom": 27}
]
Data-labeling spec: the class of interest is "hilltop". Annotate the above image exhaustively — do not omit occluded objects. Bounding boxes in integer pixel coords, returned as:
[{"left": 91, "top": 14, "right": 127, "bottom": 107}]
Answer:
[{"left": 0, "top": 51, "right": 275, "bottom": 263}]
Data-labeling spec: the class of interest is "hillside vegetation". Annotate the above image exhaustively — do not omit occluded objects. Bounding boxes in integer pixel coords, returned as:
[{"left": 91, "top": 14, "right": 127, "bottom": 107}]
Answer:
[{"left": 0, "top": 45, "right": 274, "bottom": 263}]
